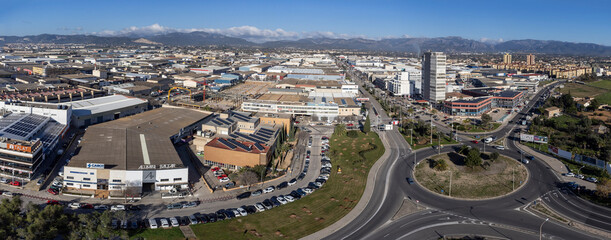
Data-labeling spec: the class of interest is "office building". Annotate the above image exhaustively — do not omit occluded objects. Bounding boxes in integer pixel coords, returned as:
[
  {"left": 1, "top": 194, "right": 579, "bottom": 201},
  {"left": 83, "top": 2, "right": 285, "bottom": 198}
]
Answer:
[{"left": 422, "top": 52, "right": 447, "bottom": 102}]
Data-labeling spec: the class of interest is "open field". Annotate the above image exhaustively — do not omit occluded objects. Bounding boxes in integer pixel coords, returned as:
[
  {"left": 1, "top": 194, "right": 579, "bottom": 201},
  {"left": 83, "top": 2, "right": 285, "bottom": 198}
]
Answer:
[
  {"left": 586, "top": 80, "right": 611, "bottom": 90},
  {"left": 414, "top": 152, "right": 527, "bottom": 199},
  {"left": 175, "top": 131, "right": 384, "bottom": 239},
  {"left": 558, "top": 83, "right": 608, "bottom": 98}
]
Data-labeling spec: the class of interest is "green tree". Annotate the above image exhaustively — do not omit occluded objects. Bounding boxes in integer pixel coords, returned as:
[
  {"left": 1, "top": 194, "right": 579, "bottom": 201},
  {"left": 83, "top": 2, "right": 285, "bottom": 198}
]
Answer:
[
  {"left": 434, "top": 159, "right": 448, "bottom": 171},
  {"left": 363, "top": 115, "right": 371, "bottom": 133},
  {"left": 465, "top": 148, "right": 482, "bottom": 168},
  {"left": 407, "top": 107, "right": 415, "bottom": 116},
  {"left": 346, "top": 130, "right": 359, "bottom": 138},
  {"left": 458, "top": 145, "right": 470, "bottom": 155},
  {"left": 481, "top": 113, "right": 492, "bottom": 127},
  {"left": 252, "top": 164, "right": 267, "bottom": 180},
  {"left": 490, "top": 151, "right": 500, "bottom": 162}
]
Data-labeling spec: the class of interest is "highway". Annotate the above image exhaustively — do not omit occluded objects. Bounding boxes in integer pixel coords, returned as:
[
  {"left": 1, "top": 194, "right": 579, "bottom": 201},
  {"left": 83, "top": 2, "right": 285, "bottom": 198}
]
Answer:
[{"left": 325, "top": 61, "right": 609, "bottom": 239}]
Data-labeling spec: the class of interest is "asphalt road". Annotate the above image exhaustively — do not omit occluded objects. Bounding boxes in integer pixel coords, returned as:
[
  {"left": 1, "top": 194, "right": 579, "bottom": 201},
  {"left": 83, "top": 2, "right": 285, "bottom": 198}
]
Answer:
[{"left": 326, "top": 63, "right": 608, "bottom": 239}]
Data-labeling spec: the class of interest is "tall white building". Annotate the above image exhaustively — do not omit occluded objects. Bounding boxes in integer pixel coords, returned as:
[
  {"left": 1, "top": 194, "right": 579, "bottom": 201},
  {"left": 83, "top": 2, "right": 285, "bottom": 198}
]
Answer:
[
  {"left": 390, "top": 72, "right": 411, "bottom": 96},
  {"left": 422, "top": 52, "right": 447, "bottom": 102}
]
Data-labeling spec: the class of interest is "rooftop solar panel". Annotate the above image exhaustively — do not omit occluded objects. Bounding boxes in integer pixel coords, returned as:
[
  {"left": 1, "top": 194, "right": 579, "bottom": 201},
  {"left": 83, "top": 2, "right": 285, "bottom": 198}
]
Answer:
[
  {"left": 227, "top": 138, "right": 250, "bottom": 151},
  {"left": 254, "top": 143, "right": 265, "bottom": 151},
  {"left": 217, "top": 138, "right": 236, "bottom": 149}
]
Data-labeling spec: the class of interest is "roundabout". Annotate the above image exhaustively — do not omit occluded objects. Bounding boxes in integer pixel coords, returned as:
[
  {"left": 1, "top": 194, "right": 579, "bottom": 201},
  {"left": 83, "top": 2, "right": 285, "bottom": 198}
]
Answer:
[{"left": 413, "top": 151, "right": 528, "bottom": 200}]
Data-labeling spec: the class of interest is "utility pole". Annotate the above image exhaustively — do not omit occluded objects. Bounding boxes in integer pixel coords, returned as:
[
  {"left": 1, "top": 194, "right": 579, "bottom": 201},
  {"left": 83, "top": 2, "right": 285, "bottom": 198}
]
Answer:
[
  {"left": 513, "top": 166, "right": 515, "bottom": 191},
  {"left": 438, "top": 131, "right": 441, "bottom": 155}
]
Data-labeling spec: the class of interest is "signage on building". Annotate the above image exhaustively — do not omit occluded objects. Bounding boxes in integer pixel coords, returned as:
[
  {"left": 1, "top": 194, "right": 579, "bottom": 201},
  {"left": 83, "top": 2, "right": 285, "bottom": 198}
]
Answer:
[
  {"left": 86, "top": 163, "right": 105, "bottom": 169},
  {"left": 159, "top": 164, "right": 176, "bottom": 169},
  {"left": 138, "top": 165, "right": 156, "bottom": 170},
  {"left": 520, "top": 133, "right": 548, "bottom": 144},
  {"left": 142, "top": 170, "right": 156, "bottom": 183},
  {"left": 6, "top": 143, "right": 32, "bottom": 153}
]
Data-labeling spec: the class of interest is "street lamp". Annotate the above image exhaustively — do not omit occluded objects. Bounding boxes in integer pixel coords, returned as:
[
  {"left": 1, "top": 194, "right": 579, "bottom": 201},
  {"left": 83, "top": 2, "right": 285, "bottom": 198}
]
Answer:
[
  {"left": 539, "top": 218, "right": 549, "bottom": 240},
  {"left": 578, "top": 165, "right": 585, "bottom": 176}
]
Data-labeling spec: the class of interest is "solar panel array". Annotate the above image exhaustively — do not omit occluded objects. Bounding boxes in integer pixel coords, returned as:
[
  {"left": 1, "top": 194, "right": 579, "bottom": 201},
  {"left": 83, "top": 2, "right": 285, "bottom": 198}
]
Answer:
[
  {"left": 217, "top": 138, "right": 236, "bottom": 149},
  {"left": 40, "top": 121, "right": 64, "bottom": 152},
  {"left": 254, "top": 143, "right": 265, "bottom": 151},
  {"left": 227, "top": 138, "right": 250, "bottom": 151},
  {"left": 231, "top": 113, "right": 251, "bottom": 122},
  {"left": 2, "top": 114, "right": 48, "bottom": 138}
]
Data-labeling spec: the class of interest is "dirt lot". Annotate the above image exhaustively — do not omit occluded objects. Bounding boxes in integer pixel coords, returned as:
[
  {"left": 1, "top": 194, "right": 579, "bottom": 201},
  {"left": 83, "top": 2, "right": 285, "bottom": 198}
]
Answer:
[
  {"left": 580, "top": 110, "right": 611, "bottom": 124},
  {"left": 414, "top": 152, "right": 528, "bottom": 199}
]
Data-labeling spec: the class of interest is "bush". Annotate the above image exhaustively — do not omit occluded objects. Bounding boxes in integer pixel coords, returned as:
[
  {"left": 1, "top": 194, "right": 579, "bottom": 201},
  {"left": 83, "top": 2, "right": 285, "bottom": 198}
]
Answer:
[
  {"left": 465, "top": 148, "right": 482, "bottom": 168},
  {"left": 433, "top": 159, "right": 448, "bottom": 171},
  {"left": 346, "top": 130, "right": 359, "bottom": 138},
  {"left": 490, "top": 152, "right": 500, "bottom": 162}
]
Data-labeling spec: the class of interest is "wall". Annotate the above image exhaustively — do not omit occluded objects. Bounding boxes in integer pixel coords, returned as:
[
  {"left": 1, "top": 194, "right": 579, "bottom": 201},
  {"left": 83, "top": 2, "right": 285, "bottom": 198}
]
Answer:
[{"left": 204, "top": 145, "right": 269, "bottom": 168}]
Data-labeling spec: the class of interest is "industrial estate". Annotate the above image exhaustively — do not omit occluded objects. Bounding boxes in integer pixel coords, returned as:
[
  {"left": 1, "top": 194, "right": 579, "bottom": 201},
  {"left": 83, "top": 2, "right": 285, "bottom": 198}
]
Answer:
[{"left": 0, "top": 2, "right": 610, "bottom": 240}]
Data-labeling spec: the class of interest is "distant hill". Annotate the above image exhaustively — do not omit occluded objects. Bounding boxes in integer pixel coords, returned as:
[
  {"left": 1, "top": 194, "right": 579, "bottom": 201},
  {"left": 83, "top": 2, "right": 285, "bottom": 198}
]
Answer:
[{"left": 1, "top": 32, "right": 609, "bottom": 56}]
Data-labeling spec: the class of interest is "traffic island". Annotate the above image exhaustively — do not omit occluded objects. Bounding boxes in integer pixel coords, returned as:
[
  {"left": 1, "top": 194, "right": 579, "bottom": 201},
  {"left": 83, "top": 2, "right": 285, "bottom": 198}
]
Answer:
[{"left": 414, "top": 151, "right": 528, "bottom": 199}]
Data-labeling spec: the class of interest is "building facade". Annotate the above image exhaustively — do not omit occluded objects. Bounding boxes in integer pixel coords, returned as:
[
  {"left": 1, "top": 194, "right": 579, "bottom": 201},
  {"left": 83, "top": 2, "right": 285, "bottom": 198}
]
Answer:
[{"left": 422, "top": 52, "right": 447, "bottom": 102}]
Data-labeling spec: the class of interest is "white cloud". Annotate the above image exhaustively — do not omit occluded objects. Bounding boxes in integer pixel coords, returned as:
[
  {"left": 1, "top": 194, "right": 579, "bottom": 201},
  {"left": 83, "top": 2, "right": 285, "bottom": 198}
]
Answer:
[{"left": 92, "top": 24, "right": 369, "bottom": 43}]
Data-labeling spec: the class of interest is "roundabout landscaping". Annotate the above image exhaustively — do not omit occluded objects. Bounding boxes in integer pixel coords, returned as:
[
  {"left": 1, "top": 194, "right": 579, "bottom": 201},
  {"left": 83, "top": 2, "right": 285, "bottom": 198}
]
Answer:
[{"left": 414, "top": 150, "right": 528, "bottom": 200}]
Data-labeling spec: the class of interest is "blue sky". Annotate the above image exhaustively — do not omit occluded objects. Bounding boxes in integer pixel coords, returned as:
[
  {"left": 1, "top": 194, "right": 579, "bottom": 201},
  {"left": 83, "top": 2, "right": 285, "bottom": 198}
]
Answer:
[{"left": 0, "top": 0, "right": 609, "bottom": 45}]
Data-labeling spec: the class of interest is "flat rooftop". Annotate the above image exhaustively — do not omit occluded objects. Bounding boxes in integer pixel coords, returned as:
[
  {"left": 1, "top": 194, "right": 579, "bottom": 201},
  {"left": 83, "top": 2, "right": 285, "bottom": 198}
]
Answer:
[
  {"left": 70, "top": 107, "right": 209, "bottom": 170},
  {"left": 70, "top": 95, "right": 148, "bottom": 116}
]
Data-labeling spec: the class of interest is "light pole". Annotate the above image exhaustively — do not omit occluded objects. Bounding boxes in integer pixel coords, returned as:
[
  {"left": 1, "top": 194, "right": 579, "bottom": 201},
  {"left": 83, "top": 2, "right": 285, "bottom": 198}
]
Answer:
[
  {"left": 413, "top": 151, "right": 416, "bottom": 171},
  {"left": 410, "top": 128, "right": 413, "bottom": 146},
  {"left": 448, "top": 170, "right": 452, "bottom": 197},
  {"left": 539, "top": 218, "right": 549, "bottom": 240},
  {"left": 578, "top": 165, "right": 585, "bottom": 176}
]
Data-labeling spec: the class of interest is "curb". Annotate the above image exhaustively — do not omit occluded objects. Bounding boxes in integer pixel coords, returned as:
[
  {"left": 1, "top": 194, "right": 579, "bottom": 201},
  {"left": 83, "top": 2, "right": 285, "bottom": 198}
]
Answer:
[{"left": 301, "top": 131, "right": 392, "bottom": 240}]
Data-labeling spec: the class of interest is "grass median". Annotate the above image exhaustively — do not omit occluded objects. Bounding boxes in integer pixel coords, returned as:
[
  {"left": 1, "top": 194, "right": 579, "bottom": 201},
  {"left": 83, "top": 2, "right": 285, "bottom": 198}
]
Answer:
[
  {"left": 134, "top": 131, "right": 384, "bottom": 240},
  {"left": 414, "top": 152, "right": 527, "bottom": 199}
]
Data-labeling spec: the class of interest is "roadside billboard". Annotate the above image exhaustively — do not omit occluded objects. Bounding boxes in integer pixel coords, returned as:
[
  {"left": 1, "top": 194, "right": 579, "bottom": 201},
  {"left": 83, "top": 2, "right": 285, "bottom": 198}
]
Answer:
[
  {"left": 520, "top": 133, "right": 534, "bottom": 142},
  {"left": 520, "top": 133, "right": 548, "bottom": 144},
  {"left": 548, "top": 146, "right": 572, "bottom": 160}
]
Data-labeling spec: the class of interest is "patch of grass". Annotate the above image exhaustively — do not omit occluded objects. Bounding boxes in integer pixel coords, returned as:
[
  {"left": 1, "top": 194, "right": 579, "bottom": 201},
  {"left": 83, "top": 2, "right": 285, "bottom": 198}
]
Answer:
[
  {"left": 587, "top": 80, "right": 611, "bottom": 90},
  {"left": 558, "top": 83, "right": 608, "bottom": 98},
  {"left": 464, "top": 123, "right": 502, "bottom": 133},
  {"left": 186, "top": 131, "right": 385, "bottom": 239},
  {"left": 414, "top": 153, "right": 527, "bottom": 199},
  {"left": 539, "top": 79, "right": 556, "bottom": 86},
  {"left": 403, "top": 135, "right": 459, "bottom": 150},
  {"left": 595, "top": 91, "right": 611, "bottom": 105},
  {"left": 128, "top": 227, "right": 185, "bottom": 240}
]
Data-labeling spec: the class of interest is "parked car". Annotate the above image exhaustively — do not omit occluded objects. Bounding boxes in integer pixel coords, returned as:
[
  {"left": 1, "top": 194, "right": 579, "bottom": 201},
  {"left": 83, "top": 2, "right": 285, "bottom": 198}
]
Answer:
[
  {"left": 472, "top": 140, "right": 479, "bottom": 144},
  {"left": 236, "top": 207, "right": 248, "bottom": 217},
  {"left": 189, "top": 215, "right": 199, "bottom": 225},
  {"left": 219, "top": 177, "right": 230, "bottom": 183},
  {"left": 80, "top": 203, "right": 94, "bottom": 209},
  {"left": 255, "top": 203, "right": 266, "bottom": 212},
  {"left": 252, "top": 189, "right": 263, "bottom": 196},
  {"left": 564, "top": 172, "right": 575, "bottom": 177},
  {"left": 277, "top": 181, "right": 289, "bottom": 189},
  {"left": 111, "top": 205, "right": 126, "bottom": 211},
  {"left": 94, "top": 205, "right": 108, "bottom": 210},
  {"left": 9, "top": 181, "right": 21, "bottom": 186},
  {"left": 262, "top": 200, "right": 273, "bottom": 210},
  {"left": 182, "top": 201, "right": 198, "bottom": 208},
  {"left": 263, "top": 186, "right": 275, "bottom": 193},
  {"left": 47, "top": 188, "right": 59, "bottom": 195},
  {"left": 284, "top": 195, "right": 295, "bottom": 202},
  {"left": 37, "top": 178, "right": 44, "bottom": 186},
  {"left": 288, "top": 178, "right": 297, "bottom": 186},
  {"left": 169, "top": 217, "right": 180, "bottom": 227},
  {"left": 160, "top": 218, "right": 170, "bottom": 228},
  {"left": 236, "top": 191, "right": 252, "bottom": 200},
  {"left": 148, "top": 218, "right": 158, "bottom": 229},
  {"left": 277, "top": 195, "right": 288, "bottom": 205},
  {"left": 68, "top": 202, "right": 81, "bottom": 209},
  {"left": 166, "top": 203, "right": 183, "bottom": 210}
]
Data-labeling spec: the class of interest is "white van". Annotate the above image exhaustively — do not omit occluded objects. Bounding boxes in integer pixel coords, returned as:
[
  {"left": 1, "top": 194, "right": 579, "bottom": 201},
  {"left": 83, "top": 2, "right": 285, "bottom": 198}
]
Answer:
[
  {"left": 148, "top": 218, "right": 158, "bottom": 229},
  {"left": 484, "top": 137, "right": 493, "bottom": 143}
]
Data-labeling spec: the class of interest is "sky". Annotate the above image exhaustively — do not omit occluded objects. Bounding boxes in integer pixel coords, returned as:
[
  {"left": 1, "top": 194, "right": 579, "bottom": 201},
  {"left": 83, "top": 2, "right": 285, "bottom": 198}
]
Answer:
[{"left": 0, "top": 0, "right": 609, "bottom": 45}]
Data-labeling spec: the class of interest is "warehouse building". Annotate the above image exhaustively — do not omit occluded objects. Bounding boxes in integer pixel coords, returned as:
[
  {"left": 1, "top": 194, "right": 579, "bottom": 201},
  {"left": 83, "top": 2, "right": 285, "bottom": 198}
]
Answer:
[
  {"left": 63, "top": 107, "right": 211, "bottom": 195},
  {"left": 69, "top": 95, "right": 149, "bottom": 128}
]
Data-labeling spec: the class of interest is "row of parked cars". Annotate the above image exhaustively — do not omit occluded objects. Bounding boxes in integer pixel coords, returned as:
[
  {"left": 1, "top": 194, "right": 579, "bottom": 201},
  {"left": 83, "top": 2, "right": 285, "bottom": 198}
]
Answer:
[
  {"left": 563, "top": 172, "right": 598, "bottom": 183},
  {"left": 0, "top": 177, "right": 22, "bottom": 186}
]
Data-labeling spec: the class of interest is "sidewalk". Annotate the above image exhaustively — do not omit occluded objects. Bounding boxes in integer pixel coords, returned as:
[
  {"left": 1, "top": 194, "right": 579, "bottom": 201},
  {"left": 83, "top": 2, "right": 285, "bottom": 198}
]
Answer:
[
  {"left": 514, "top": 141, "right": 597, "bottom": 190},
  {"left": 302, "top": 130, "right": 393, "bottom": 240}
]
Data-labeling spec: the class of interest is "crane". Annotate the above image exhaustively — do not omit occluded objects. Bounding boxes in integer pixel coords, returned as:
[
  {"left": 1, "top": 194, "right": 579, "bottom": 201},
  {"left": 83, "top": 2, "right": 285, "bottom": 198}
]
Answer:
[{"left": 167, "top": 87, "right": 191, "bottom": 102}]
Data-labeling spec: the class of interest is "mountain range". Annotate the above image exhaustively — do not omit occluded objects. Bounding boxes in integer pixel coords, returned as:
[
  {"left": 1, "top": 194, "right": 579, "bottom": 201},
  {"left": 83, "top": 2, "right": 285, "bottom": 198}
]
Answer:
[{"left": 1, "top": 32, "right": 610, "bottom": 56}]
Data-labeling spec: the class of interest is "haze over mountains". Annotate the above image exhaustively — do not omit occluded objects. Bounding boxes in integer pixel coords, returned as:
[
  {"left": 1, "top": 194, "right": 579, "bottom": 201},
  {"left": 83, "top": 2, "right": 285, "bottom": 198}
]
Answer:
[{"left": 1, "top": 31, "right": 610, "bottom": 56}]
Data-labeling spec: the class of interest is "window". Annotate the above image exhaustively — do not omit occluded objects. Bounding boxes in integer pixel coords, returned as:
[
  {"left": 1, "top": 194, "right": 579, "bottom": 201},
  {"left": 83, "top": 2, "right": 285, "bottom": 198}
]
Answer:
[
  {"left": 66, "top": 183, "right": 73, "bottom": 186},
  {"left": 66, "top": 176, "right": 74, "bottom": 179},
  {"left": 112, "top": 179, "right": 121, "bottom": 183},
  {"left": 173, "top": 178, "right": 182, "bottom": 181},
  {"left": 160, "top": 179, "right": 169, "bottom": 182},
  {"left": 83, "top": 184, "right": 91, "bottom": 187},
  {"left": 83, "top": 178, "right": 91, "bottom": 181}
]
